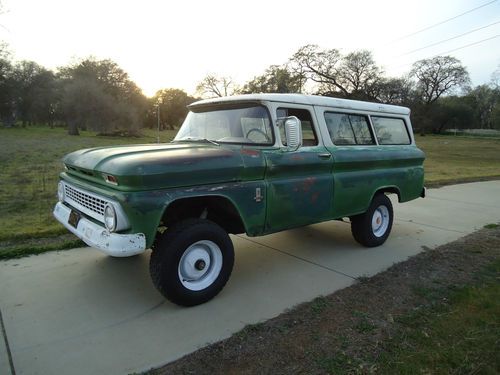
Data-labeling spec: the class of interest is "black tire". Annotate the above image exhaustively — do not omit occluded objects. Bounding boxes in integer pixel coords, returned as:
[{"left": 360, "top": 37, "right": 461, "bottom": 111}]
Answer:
[
  {"left": 150, "top": 218, "right": 234, "bottom": 306},
  {"left": 350, "top": 194, "right": 394, "bottom": 247}
]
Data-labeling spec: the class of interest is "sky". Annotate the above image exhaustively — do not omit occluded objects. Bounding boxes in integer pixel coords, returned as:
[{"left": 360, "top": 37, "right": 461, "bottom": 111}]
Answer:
[{"left": 1, "top": 0, "right": 499, "bottom": 97}]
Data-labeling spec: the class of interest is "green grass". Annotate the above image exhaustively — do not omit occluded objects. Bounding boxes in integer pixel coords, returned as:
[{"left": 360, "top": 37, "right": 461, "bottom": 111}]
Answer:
[
  {"left": 317, "top": 260, "right": 500, "bottom": 374},
  {"left": 0, "top": 125, "right": 176, "bottom": 244},
  {"left": 416, "top": 134, "right": 500, "bottom": 186},
  {"left": 376, "top": 260, "right": 500, "bottom": 374},
  {"left": 484, "top": 223, "right": 500, "bottom": 229},
  {"left": 0, "top": 128, "right": 499, "bottom": 259},
  {"left": 0, "top": 238, "right": 85, "bottom": 260}
]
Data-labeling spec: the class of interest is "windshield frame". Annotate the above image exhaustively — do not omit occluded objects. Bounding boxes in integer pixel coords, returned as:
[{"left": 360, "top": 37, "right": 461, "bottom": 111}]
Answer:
[{"left": 174, "top": 102, "right": 276, "bottom": 147}]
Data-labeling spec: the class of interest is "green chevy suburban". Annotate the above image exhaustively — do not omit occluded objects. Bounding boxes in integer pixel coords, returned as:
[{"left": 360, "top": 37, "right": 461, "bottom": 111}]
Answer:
[{"left": 53, "top": 94, "right": 425, "bottom": 306}]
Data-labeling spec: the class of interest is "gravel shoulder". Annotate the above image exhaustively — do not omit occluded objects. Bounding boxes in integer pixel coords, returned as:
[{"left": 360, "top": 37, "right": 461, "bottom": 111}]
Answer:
[{"left": 152, "top": 225, "right": 500, "bottom": 375}]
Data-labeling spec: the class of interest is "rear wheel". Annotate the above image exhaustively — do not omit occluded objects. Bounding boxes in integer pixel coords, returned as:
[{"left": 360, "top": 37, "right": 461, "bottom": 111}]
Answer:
[
  {"left": 150, "top": 218, "right": 234, "bottom": 306},
  {"left": 351, "top": 194, "right": 394, "bottom": 247}
]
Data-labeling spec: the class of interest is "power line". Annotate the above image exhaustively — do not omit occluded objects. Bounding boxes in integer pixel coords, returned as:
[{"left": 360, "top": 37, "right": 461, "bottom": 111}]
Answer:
[
  {"left": 398, "top": 20, "right": 500, "bottom": 57},
  {"left": 388, "top": 0, "right": 498, "bottom": 44},
  {"left": 435, "top": 34, "right": 499, "bottom": 55},
  {"left": 386, "top": 34, "right": 500, "bottom": 70}
]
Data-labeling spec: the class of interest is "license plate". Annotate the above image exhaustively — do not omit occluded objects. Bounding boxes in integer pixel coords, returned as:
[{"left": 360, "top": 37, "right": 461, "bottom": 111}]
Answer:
[{"left": 68, "top": 210, "right": 81, "bottom": 228}]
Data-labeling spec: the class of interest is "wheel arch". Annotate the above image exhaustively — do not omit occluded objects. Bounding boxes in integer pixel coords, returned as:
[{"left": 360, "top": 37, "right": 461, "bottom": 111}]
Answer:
[
  {"left": 159, "top": 194, "right": 247, "bottom": 236},
  {"left": 371, "top": 185, "right": 402, "bottom": 203}
]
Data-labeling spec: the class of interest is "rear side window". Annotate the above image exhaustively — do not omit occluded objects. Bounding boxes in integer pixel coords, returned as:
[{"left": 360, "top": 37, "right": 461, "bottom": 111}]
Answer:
[
  {"left": 324, "top": 112, "right": 375, "bottom": 145},
  {"left": 371, "top": 117, "right": 410, "bottom": 145}
]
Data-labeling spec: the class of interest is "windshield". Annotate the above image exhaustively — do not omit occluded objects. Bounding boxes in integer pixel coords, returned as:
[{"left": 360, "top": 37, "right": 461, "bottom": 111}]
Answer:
[{"left": 174, "top": 105, "right": 274, "bottom": 145}]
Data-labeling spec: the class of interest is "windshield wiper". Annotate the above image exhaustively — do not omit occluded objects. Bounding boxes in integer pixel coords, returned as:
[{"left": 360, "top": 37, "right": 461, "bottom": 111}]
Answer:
[{"left": 172, "top": 137, "right": 220, "bottom": 146}]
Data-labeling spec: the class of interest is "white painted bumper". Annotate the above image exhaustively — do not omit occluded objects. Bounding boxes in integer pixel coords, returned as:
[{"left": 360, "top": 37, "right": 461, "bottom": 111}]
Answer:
[{"left": 53, "top": 202, "right": 146, "bottom": 257}]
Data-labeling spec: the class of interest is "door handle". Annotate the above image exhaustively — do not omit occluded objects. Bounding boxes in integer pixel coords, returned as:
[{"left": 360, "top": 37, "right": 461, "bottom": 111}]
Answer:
[{"left": 318, "top": 153, "right": 332, "bottom": 159}]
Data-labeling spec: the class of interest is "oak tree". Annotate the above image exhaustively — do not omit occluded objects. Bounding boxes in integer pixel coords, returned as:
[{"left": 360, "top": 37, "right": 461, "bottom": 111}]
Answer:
[
  {"left": 196, "top": 74, "right": 236, "bottom": 98},
  {"left": 241, "top": 65, "right": 305, "bottom": 94},
  {"left": 411, "top": 56, "right": 470, "bottom": 105}
]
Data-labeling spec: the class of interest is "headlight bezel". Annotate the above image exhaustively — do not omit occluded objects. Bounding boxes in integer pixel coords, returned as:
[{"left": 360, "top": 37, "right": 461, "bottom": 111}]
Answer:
[
  {"left": 104, "top": 204, "right": 117, "bottom": 232},
  {"left": 57, "top": 182, "right": 65, "bottom": 202}
]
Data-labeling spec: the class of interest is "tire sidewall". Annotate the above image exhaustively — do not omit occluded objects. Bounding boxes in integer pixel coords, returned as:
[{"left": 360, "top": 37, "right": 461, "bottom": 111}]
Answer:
[
  {"left": 151, "top": 219, "right": 234, "bottom": 306},
  {"left": 365, "top": 194, "right": 393, "bottom": 246},
  {"left": 351, "top": 194, "right": 394, "bottom": 247}
]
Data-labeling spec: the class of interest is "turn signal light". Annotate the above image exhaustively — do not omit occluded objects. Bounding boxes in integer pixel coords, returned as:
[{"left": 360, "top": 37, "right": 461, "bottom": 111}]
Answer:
[{"left": 102, "top": 174, "right": 118, "bottom": 185}]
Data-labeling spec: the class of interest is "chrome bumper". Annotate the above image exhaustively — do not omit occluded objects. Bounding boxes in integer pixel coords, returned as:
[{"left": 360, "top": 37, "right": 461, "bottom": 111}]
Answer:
[{"left": 53, "top": 202, "right": 146, "bottom": 257}]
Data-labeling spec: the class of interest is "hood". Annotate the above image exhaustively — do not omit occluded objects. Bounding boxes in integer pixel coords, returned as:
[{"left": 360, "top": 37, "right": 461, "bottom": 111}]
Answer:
[{"left": 63, "top": 142, "right": 261, "bottom": 191}]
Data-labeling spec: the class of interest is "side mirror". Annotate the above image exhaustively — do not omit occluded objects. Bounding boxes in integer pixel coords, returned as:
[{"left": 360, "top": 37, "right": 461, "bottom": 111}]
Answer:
[{"left": 282, "top": 116, "right": 302, "bottom": 152}]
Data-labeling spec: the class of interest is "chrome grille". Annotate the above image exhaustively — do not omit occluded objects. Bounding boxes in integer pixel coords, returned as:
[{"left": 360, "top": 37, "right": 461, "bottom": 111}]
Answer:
[
  {"left": 65, "top": 184, "right": 106, "bottom": 215},
  {"left": 63, "top": 183, "right": 109, "bottom": 223}
]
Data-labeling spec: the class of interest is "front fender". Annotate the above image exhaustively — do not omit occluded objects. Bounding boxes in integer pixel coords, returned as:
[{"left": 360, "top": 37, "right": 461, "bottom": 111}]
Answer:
[{"left": 125, "top": 181, "right": 267, "bottom": 248}]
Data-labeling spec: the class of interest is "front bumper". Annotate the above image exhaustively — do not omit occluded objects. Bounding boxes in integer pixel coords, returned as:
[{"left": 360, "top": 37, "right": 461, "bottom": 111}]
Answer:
[{"left": 53, "top": 202, "right": 146, "bottom": 257}]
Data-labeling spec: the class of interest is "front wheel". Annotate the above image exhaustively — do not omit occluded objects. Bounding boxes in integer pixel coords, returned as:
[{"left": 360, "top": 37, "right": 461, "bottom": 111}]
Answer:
[
  {"left": 150, "top": 219, "right": 234, "bottom": 306},
  {"left": 350, "top": 194, "right": 394, "bottom": 247}
]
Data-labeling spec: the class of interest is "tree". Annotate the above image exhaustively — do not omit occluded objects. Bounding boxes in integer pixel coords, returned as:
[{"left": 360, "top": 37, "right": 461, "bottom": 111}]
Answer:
[
  {"left": 429, "top": 96, "right": 474, "bottom": 134},
  {"left": 196, "top": 74, "right": 236, "bottom": 98},
  {"left": 338, "top": 50, "right": 383, "bottom": 100},
  {"left": 61, "top": 79, "right": 139, "bottom": 136},
  {"left": 59, "top": 58, "right": 144, "bottom": 103},
  {"left": 410, "top": 56, "right": 470, "bottom": 133},
  {"left": 469, "top": 85, "right": 499, "bottom": 129},
  {"left": 491, "top": 102, "right": 500, "bottom": 129},
  {"left": 410, "top": 56, "right": 470, "bottom": 105},
  {"left": 374, "top": 76, "right": 415, "bottom": 105},
  {"left": 150, "top": 89, "right": 197, "bottom": 130},
  {"left": 290, "top": 44, "right": 345, "bottom": 96},
  {"left": 11, "top": 60, "right": 58, "bottom": 126},
  {"left": 0, "top": 43, "right": 15, "bottom": 126},
  {"left": 241, "top": 64, "right": 305, "bottom": 94},
  {"left": 290, "top": 45, "right": 383, "bottom": 99},
  {"left": 58, "top": 57, "right": 147, "bottom": 135}
]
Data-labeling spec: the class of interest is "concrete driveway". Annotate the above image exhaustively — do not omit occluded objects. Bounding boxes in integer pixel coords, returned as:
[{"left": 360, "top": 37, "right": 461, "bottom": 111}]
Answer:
[{"left": 1, "top": 181, "right": 499, "bottom": 375}]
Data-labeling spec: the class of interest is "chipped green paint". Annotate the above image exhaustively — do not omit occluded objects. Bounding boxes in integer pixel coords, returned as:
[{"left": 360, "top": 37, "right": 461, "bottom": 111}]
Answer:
[
  {"left": 57, "top": 94, "right": 425, "bottom": 251},
  {"left": 263, "top": 145, "right": 333, "bottom": 232},
  {"left": 63, "top": 143, "right": 249, "bottom": 191},
  {"left": 61, "top": 144, "right": 271, "bottom": 247},
  {"left": 329, "top": 145, "right": 425, "bottom": 217}
]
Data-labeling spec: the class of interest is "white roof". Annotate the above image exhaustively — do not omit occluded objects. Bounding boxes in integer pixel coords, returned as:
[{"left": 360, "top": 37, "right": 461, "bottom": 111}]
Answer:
[{"left": 190, "top": 94, "right": 410, "bottom": 115}]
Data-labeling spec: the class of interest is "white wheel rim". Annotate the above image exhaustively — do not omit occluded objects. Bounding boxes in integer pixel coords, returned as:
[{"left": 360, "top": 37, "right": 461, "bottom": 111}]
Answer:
[
  {"left": 178, "top": 240, "right": 223, "bottom": 291},
  {"left": 371, "top": 205, "right": 390, "bottom": 238}
]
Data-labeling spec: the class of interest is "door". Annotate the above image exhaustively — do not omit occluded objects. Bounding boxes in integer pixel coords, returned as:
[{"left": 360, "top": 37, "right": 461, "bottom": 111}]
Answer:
[{"left": 263, "top": 105, "right": 333, "bottom": 233}]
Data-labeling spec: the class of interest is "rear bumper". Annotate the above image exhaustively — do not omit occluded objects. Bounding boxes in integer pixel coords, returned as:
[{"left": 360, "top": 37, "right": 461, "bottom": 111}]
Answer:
[{"left": 53, "top": 202, "right": 146, "bottom": 257}]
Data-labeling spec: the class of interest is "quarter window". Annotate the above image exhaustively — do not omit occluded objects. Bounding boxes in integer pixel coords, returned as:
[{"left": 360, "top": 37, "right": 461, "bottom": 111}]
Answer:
[
  {"left": 371, "top": 117, "right": 410, "bottom": 145},
  {"left": 324, "top": 112, "right": 375, "bottom": 145}
]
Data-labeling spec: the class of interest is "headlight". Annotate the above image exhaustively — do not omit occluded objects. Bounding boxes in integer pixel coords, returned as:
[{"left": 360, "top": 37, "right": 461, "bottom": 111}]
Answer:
[
  {"left": 104, "top": 204, "right": 117, "bottom": 232},
  {"left": 57, "top": 182, "right": 65, "bottom": 202}
]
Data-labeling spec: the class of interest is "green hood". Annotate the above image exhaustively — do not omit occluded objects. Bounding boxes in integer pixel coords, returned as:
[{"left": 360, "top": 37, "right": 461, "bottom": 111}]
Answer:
[{"left": 63, "top": 142, "right": 264, "bottom": 191}]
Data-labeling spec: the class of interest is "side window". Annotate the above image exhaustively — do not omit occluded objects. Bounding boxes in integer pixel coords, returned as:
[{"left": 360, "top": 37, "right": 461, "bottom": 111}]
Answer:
[
  {"left": 324, "top": 112, "right": 375, "bottom": 145},
  {"left": 371, "top": 117, "right": 410, "bottom": 145},
  {"left": 350, "top": 115, "right": 375, "bottom": 144},
  {"left": 277, "top": 107, "right": 318, "bottom": 146}
]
